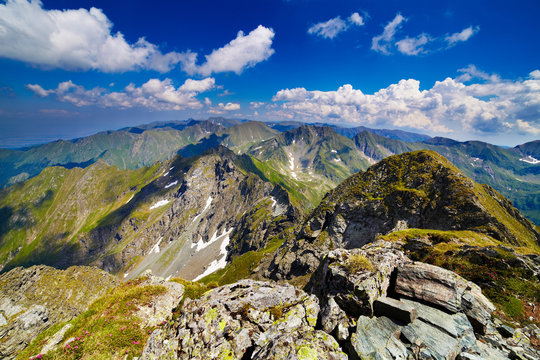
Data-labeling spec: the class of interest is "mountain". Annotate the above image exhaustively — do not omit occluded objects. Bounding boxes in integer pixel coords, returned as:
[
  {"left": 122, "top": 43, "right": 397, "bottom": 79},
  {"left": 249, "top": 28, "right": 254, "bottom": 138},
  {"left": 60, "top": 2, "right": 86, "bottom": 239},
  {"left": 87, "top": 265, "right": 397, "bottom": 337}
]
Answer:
[
  {"left": 265, "top": 121, "right": 431, "bottom": 142},
  {"left": 0, "top": 146, "right": 300, "bottom": 280},
  {"left": 177, "top": 121, "right": 280, "bottom": 158},
  {"left": 246, "top": 125, "right": 371, "bottom": 208},
  {"left": 0, "top": 120, "right": 226, "bottom": 188},
  {"left": 333, "top": 125, "right": 431, "bottom": 142},
  {"left": 351, "top": 132, "right": 540, "bottom": 224},
  {"left": 267, "top": 150, "right": 539, "bottom": 279}
]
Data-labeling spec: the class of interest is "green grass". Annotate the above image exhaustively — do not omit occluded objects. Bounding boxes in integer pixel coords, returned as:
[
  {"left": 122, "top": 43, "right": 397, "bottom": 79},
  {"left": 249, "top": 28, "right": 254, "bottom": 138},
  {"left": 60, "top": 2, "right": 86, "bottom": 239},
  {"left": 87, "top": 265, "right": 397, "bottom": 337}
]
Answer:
[
  {"left": 379, "top": 228, "right": 540, "bottom": 326},
  {"left": 17, "top": 277, "right": 167, "bottom": 360},
  {"left": 199, "top": 237, "right": 285, "bottom": 286}
]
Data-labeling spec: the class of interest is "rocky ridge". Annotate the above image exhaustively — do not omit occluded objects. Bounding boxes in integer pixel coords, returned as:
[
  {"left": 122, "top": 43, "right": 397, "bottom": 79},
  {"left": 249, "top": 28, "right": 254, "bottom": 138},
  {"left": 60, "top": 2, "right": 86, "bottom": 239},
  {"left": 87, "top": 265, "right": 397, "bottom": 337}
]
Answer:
[{"left": 266, "top": 150, "right": 539, "bottom": 280}]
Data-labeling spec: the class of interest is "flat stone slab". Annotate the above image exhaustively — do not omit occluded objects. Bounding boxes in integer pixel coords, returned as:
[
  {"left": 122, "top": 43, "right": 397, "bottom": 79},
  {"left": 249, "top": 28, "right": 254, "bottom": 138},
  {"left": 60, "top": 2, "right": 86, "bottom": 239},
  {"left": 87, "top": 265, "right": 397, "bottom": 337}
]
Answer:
[{"left": 374, "top": 297, "right": 417, "bottom": 324}]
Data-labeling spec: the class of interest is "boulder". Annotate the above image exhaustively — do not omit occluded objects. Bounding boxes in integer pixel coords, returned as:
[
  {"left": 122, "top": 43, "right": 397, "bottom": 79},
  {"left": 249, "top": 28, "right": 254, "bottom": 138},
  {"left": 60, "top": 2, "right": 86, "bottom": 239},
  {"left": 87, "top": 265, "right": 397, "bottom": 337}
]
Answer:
[
  {"left": 308, "top": 241, "right": 410, "bottom": 320},
  {"left": 395, "top": 262, "right": 495, "bottom": 334},
  {"left": 350, "top": 315, "right": 407, "bottom": 360},
  {"left": 141, "top": 280, "right": 346, "bottom": 360}
]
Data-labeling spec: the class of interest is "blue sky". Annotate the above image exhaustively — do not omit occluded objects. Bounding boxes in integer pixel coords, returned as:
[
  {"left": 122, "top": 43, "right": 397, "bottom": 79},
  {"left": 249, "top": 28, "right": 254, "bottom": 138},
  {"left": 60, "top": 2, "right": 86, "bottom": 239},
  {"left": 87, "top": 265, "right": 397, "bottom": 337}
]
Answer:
[{"left": 0, "top": 0, "right": 539, "bottom": 147}]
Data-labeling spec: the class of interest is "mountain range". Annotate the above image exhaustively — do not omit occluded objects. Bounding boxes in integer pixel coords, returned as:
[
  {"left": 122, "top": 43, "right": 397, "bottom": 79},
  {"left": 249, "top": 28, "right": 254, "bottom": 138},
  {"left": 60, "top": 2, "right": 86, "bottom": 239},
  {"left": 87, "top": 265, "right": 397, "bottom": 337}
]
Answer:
[{"left": 0, "top": 118, "right": 539, "bottom": 359}]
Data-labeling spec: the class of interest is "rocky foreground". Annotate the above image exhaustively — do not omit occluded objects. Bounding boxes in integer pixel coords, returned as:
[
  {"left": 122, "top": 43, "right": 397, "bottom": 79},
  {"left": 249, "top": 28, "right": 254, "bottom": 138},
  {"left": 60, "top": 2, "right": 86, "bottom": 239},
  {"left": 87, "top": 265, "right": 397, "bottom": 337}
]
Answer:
[{"left": 137, "top": 242, "right": 539, "bottom": 360}]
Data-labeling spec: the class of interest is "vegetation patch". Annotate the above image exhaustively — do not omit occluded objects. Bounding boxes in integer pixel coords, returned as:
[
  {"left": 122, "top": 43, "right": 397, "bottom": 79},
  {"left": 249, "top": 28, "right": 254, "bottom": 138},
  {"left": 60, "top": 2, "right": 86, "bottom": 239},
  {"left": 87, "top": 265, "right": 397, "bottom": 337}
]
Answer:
[
  {"left": 18, "top": 278, "right": 167, "bottom": 360},
  {"left": 345, "top": 254, "right": 374, "bottom": 273}
]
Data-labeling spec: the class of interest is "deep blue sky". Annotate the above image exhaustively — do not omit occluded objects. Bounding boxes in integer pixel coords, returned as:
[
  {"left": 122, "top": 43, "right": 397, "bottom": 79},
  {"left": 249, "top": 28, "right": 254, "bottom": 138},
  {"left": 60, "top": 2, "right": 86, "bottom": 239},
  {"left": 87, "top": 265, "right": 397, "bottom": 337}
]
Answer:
[{"left": 1, "top": 0, "right": 539, "bottom": 147}]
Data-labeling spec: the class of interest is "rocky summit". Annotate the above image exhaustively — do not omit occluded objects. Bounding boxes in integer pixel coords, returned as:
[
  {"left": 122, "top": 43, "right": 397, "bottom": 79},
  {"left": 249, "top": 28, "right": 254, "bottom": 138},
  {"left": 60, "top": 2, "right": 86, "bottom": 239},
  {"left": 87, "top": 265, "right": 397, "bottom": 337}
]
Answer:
[{"left": 266, "top": 150, "right": 539, "bottom": 279}]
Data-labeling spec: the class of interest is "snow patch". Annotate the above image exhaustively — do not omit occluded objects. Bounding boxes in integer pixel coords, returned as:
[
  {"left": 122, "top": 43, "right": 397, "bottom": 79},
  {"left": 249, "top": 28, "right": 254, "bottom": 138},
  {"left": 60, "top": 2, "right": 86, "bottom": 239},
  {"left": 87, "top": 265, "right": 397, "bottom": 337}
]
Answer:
[
  {"left": 164, "top": 180, "right": 178, "bottom": 189},
  {"left": 192, "top": 227, "right": 233, "bottom": 253},
  {"left": 125, "top": 194, "right": 134, "bottom": 204},
  {"left": 165, "top": 275, "right": 171, "bottom": 281},
  {"left": 520, "top": 156, "right": 540, "bottom": 164},
  {"left": 162, "top": 171, "right": 169, "bottom": 177},
  {"left": 124, "top": 272, "right": 129, "bottom": 278},
  {"left": 253, "top": 146, "right": 262, "bottom": 150},
  {"left": 270, "top": 196, "right": 277, "bottom": 208},
  {"left": 333, "top": 158, "right": 342, "bottom": 162},
  {"left": 287, "top": 152, "right": 297, "bottom": 179},
  {"left": 149, "top": 237, "right": 163, "bottom": 254},
  {"left": 191, "top": 196, "right": 213, "bottom": 225},
  {"left": 331, "top": 149, "right": 337, "bottom": 153},
  {"left": 150, "top": 199, "right": 170, "bottom": 209},
  {"left": 193, "top": 227, "right": 234, "bottom": 281}
]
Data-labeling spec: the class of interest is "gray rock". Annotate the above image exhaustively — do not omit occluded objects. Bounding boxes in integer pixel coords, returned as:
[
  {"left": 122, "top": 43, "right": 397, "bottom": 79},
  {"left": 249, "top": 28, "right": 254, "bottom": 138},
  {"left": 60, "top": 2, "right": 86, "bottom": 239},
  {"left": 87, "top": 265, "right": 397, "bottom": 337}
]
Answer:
[
  {"left": 252, "top": 326, "right": 348, "bottom": 360},
  {"left": 40, "top": 323, "right": 73, "bottom": 356},
  {"left": 142, "top": 280, "right": 345, "bottom": 360},
  {"left": 400, "top": 298, "right": 476, "bottom": 351},
  {"left": 401, "top": 319, "right": 461, "bottom": 360},
  {"left": 395, "top": 262, "right": 495, "bottom": 334},
  {"left": 308, "top": 242, "right": 410, "bottom": 318},
  {"left": 135, "top": 274, "right": 185, "bottom": 327},
  {"left": 350, "top": 316, "right": 407, "bottom": 360},
  {"left": 373, "top": 297, "right": 417, "bottom": 324}
]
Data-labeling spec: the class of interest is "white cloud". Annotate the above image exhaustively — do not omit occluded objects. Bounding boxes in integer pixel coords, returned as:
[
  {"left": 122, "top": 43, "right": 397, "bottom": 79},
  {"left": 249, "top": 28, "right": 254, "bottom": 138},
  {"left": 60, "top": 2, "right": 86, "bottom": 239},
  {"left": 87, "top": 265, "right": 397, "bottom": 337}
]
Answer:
[
  {"left": 349, "top": 12, "right": 365, "bottom": 26},
  {"left": 0, "top": 0, "right": 186, "bottom": 72},
  {"left": 220, "top": 102, "right": 240, "bottom": 111},
  {"left": 371, "top": 14, "right": 406, "bottom": 54},
  {"left": 26, "top": 78, "right": 216, "bottom": 110},
  {"left": 308, "top": 16, "right": 348, "bottom": 39},
  {"left": 516, "top": 120, "right": 540, "bottom": 135},
  {"left": 250, "top": 101, "right": 266, "bottom": 109},
  {"left": 308, "top": 11, "right": 366, "bottom": 39},
  {"left": 272, "top": 67, "right": 540, "bottom": 135},
  {"left": 181, "top": 25, "right": 275, "bottom": 76},
  {"left": 445, "top": 26, "right": 479, "bottom": 46},
  {"left": 26, "top": 84, "right": 52, "bottom": 97},
  {"left": 396, "top": 34, "right": 430, "bottom": 55}
]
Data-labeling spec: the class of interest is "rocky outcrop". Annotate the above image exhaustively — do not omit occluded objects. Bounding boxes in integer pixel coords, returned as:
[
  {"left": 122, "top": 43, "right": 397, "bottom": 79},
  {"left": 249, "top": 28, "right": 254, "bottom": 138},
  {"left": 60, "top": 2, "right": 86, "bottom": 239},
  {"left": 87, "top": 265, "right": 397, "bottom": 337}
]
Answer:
[
  {"left": 141, "top": 280, "right": 347, "bottom": 360},
  {"left": 266, "top": 150, "right": 540, "bottom": 280},
  {"left": 97, "top": 146, "right": 300, "bottom": 281},
  {"left": 303, "top": 244, "right": 522, "bottom": 360},
  {"left": 0, "top": 265, "right": 118, "bottom": 359},
  {"left": 395, "top": 262, "right": 496, "bottom": 334}
]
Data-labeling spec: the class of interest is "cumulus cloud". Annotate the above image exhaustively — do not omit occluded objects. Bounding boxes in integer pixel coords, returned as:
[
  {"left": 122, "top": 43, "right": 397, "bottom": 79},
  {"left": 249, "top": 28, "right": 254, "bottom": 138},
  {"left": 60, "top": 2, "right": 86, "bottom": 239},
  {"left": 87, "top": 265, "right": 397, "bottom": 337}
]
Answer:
[
  {"left": 271, "top": 67, "right": 540, "bottom": 135},
  {"left": 396, "top": 34, "right": 430, "bottom": 55},
  {"left": 308, "top": 11, "right": 366, "bottom": 39},
  {"left": 0, "top": 0, "right": 187, "bottom": 72},
  {"left": 348, "top": 12, "right": 365, "bottom": 26},
  {"left": 445, "top": 26, "right": 480, "bottom": 46},
  {"left": 371, "top": 14, "right": 406, "bottom": 54},
  {"left": 181, "top": 25, "right": 275, "bottom": 76},
  {"left": 250, "top": 101, "right": 266, "bottom": 109},
  {"left": 26, "top": 78, "right": 216, "bottom": 110},
  {"left": 207, "top": 102, "right": 241, "bottom": 115}
]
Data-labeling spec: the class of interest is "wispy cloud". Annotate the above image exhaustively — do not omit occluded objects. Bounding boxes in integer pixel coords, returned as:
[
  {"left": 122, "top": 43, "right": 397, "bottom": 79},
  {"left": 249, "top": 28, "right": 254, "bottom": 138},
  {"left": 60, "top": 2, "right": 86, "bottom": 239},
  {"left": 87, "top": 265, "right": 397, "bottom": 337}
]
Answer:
[
  {"left": 395, "top": 34, "right": 430, "bottom": 55},
  {"left": 26, "top": 78, "right": 216, "bottom": 111},
  {"left": 371, "top": 14, "right": 406, "bottom": 53},
  {"left": 445, "top": 26, "right": 480, "bottom": 46},
  {"left": 308, "top": 11, "right": 366, "bottom": 39},
  {"left": 181, "top": 25, "right": 275, "bottom": 76},
  {"left": 372, "top": 13, "right": 478, "bottom": 56},
  {"left": 272, "top": 68, "right": 540, "bottom": 136}
]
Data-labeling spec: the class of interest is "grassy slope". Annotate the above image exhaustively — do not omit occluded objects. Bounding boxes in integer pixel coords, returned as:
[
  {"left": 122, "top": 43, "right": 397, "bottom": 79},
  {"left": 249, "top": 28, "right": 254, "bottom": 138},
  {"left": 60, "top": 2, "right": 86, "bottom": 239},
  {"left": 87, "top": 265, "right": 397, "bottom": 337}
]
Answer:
[
  {"left": 0, "top": 161, "right": 162, "bottom": 271},
  {"left": 17, "top": 277, "right": 167, "bottom": 360}
]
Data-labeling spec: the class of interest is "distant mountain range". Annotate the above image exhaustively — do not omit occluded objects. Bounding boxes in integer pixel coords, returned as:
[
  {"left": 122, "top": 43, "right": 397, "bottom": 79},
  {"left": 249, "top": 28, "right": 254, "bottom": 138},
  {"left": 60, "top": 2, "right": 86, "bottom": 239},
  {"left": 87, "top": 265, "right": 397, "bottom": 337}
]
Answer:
[{"left": 0, "top": 118, "right": 538, "bottom": 224}]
